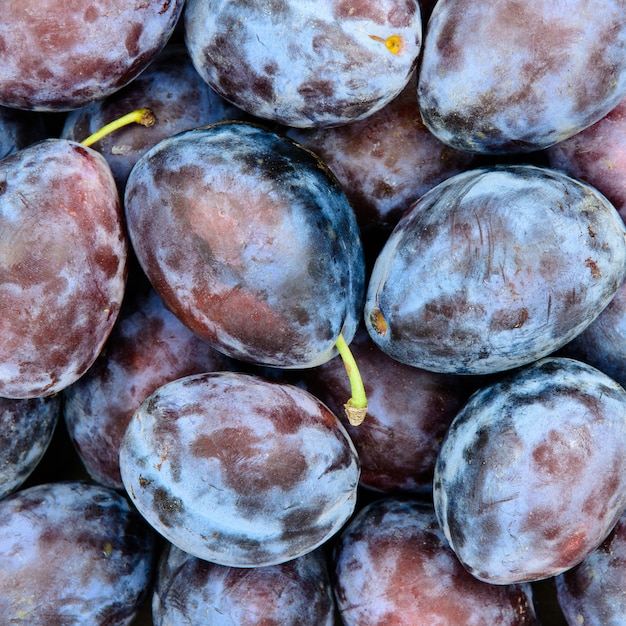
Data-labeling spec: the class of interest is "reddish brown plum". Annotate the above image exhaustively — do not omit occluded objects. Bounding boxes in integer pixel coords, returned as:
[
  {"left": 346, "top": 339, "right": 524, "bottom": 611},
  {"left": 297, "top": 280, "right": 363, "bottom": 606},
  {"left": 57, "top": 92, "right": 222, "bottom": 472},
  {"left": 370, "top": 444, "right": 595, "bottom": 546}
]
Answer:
[
  {"left": 63, "top": 283, "right": 236, "bottom": 490},
  {"left": 301, "top": 326, "right": 475, "bottom": 494},
  {"left": 0, "top": 395, "right": 60, "bottom": 499},
  {"left": 119, "top": 371, "right": 360, "bottom": 567},
  {"left": 152, "top": 543, "right": 336, "bottom": 625},
  {"left": 0, "top": 480, "right": 156, "bottom": 625},
  {"left": 184, "top": 0, "right": 422, "bottom": 127},
  {"left": 62, "top": 43, "right": 250, "bottom": 193},
  {"left": 365, "top": 164, "right": 626, "bottom": 375},
  {"left": 0, "top": 139, "right": 128, "bottom": 399},
  {"left": 434, "top": 357, "right": 626, "bottom": 584},
  {"left": 545, "top": 96, "right": 626, "bottom": 223},
  {"left": 333, "top": 497, "right": 538, "bottom": 625},
  {"left": 418, "top": 0, "right": 626, "bottom": 154},
  {"left": 555, "top": 510, "right": 626, "bottom": 625},
  {"left": 124, "top": 122, "right": 365, "bottom": 369},
  {"left": 0, "top": 0, "right": 185, "bottom": 111}
]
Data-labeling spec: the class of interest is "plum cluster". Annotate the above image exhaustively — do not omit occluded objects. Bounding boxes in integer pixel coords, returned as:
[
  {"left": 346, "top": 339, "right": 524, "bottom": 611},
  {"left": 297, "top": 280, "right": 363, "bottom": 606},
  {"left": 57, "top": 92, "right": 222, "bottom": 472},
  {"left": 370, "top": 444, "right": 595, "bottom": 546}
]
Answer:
[{"left": 2, "top": 1, "right": 626, "bottom": 624}]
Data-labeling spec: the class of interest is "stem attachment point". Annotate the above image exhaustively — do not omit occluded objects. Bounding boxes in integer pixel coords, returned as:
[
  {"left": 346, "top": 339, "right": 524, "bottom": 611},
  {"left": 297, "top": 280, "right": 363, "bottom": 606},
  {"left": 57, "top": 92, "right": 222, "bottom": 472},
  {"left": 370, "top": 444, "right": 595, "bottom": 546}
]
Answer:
[
  {"left": 335, "top": 333, "right": 368, "bottom": 426},
  {"left": 80, "top": 108, "right": 156, "bottom": 147}
]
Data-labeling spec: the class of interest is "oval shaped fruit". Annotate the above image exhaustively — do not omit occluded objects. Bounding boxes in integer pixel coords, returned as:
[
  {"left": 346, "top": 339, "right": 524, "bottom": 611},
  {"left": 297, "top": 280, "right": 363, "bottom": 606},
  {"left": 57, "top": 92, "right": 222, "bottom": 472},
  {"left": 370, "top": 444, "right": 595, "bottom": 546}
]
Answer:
[
  {"left": 0, "top": 139, "right": 127, "bottom": 399},
  {"left": 119, "top": 371, "right": 360, "bottom": 567},
  {"left": 184, "top": 0, "right": 422, "bottom": 127},
  {"left": 365, "top": 164, "right": 626, "bottom": 375},
  {"left": 124, "top": 121, "right": 365, "bottom": 369},
  {"left": 417, "top": 0, "right": 626, "bottom": 153},
  {"left": 434, "top": 357, "right": 626, "bottom": 585}
]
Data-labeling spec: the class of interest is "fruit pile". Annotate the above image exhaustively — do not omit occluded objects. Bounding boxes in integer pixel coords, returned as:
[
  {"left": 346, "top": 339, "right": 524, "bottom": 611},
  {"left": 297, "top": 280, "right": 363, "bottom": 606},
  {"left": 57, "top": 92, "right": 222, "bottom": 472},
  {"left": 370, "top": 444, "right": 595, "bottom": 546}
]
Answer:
[{"left": 2, "top": 0, "right": 626, "bottom": 624}]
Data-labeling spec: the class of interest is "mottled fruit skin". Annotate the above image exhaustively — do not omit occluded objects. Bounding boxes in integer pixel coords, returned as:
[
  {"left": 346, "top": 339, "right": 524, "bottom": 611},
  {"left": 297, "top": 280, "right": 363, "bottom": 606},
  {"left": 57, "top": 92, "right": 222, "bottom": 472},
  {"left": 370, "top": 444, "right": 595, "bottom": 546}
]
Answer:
[
  {"left": 0, "top": 0, "right": 185, "bottom": 111},
  {"left": 545, "top": 95, "right": 626, "bottom": 223},
  {"left": 184, "top": 0, "right": 422, "bottom": 127},
  {"left": 119, "top": 371, "right": 360, "bottom": 567},
  {"left": 301, "top": 325, "right": 475, "bottom": 494},
  {"left": 434, "top": 357, "right": 626, "bottom": 584},
  {"left": 418, "top": 0, "right": 626, "bottom": 154},
  {"left": 555, "top": 510, "right": 626, "bottom": 626},
  {"left": 365, "top": 164, "right": 626, "bottom": 375},
  {"left": 62, "top": 43, "right": 250, "bottom": 193},
  {"left": 124, "top": 122, "right": 365, "bottom": 368},
  {"left": 152, "top": 543, "right": 336, "bottom": 625},
  {"left": 333, "top": 497, "right": 538, "bottom": 625},
  {"left": 0, "top": 480, "right": 156, "bottom": 625},
  {"left": 63, "top": 284, "right": 235, "bottom": 490},
  {"left": 0, "top": 139, "right": 128, "bottom": 398},
  {"left": 0, "top": 395, "right": 60, "bottom": 499}
]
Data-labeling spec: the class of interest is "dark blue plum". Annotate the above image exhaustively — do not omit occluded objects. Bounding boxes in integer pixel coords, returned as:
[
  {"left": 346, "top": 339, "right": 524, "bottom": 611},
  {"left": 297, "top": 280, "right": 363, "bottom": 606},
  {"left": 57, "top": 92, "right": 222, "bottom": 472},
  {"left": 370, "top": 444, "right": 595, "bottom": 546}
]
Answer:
[
  {"left": 152, "top": 543, "right": 336, "bottom": 625},
  {"left": 124, "top": 121, "right": 365, "bottom": 369},
  {"left": 0, "top": 480, "right": 156, "bottom": 625},
  {"left": 418, "top": 0, "right": 626, "bottom": 154},
  {"left": 434, "top": 357, "right": 626, "bottom": 584},
  {"left": 119, "top": 371, "right": 360, "bottom": 567},
  {"left": 365, "top": 164, "right": 626, "bottom": 375},
  {"left": 0, "top": 106, "right": 46, "bottom": 159},
  {"left": 333, "top": 497, "right": 538, "bottom": 625}
]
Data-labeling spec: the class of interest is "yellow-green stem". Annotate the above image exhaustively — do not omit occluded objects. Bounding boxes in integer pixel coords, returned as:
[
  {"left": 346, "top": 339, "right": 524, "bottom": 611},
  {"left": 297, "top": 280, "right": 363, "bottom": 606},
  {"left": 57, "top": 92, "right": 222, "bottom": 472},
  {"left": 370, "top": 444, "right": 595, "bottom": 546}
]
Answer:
[
  {"left": 335, "top": 333, "right": 368, "bottom": 426},
  {"left": 80, "top": 108, "right": 156, "bottom": 147}
]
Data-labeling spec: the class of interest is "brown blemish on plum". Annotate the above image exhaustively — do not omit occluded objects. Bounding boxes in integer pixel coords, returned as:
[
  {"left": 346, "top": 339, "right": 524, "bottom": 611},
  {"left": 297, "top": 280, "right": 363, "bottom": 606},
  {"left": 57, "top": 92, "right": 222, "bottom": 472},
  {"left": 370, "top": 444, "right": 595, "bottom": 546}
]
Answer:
[{"left": 585, "top": 257, "right": 601, "bottom": 278}]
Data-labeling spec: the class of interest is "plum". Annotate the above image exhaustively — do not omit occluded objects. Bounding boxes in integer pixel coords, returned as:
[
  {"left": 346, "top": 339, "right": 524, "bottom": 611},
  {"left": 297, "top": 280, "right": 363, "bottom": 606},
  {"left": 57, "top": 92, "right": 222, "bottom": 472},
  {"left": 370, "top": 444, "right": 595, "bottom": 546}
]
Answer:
[
  {"left": 418, "top": 0, "right": 626, "bottom": 154},
  {"left": 124, "top": 121, "right": 365, "bottom": 369},
  {"left": 333, "top": 497, "right": 538, "bottom": 625},
  {"left": 0, "top": 480, "right": 156, "bottom": 625},
  {"left": 434, "top": 357, "right": 626, "bottom": 585},
  {"left": 152, "top": 543, "right": 336, "bottom": 625},
  {"left": 555, "top": 509, "right": 626, "bottom": 626},
  {"left": 0, "top": 0, "right": 185, "bottom": 111},
  {"left": 0, "top": 106, "right": 46, "bottom": 159},
  {"left": 365, "top": 164, "right": 626, "bottom": 375},
  {"left": 184, "top": 0, "right": 422, "bottom": 127},
  {"left": 119, "top": 371, "right": 360, "bottom": 567},
  {"left": 0, "top": 138, "right": 128, "bottom": 399},
  {"left": 63, "top": 283, "right": 235, "bottom": 490},
  {"left": 61, "top": 43, "right": 250, "bottom": 193}
]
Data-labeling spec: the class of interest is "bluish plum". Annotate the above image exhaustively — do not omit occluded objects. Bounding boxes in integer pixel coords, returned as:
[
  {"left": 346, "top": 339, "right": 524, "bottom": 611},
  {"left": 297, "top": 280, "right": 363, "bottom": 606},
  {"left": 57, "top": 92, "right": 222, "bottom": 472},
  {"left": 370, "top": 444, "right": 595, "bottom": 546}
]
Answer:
[
  {"left": 184, "top": 0, "right": 422, "bottom": 127},
  {"left": 0, "top": 395, "right": 60, "bottom": 499},
  {"left": 555, "top": 510, "right": 626, "bottom": 626},
  {"left": 0, "top": 0, "right": 185, "bottom": 111},
  {"left": 0, "top": 106, "right": 46, "bottom": 159},
  {"left": 333, "top": 497, "right": 538, "bottom": 625},
  {"left": 124, "top": 121, "right": 365, "bottom": 369},
  {"left": 61, "top": 43, "right": 250, "bottom": 193},
  {"left": 434, "top": 357, "right": 626, "bottom": 585},
  {"left": 0, "top": 139, "right": 128, "bottom": 398},
  {"left": 63, "top": 283, "right": 235, "bottom": 490},
  {"left": 418, "top": 0, "right": 626, "bottom": 154},
  {"left": 365, "top": 164, "right": 626, "bottom": 375},
  {"left": 0, "top": 480, "right": 156, "bottom": 625},
  {"left": 119, "top": 371, "right": 360, "bottom": 567},
  {"left": 152, "top": 543, "right": 336, "bottom": 625}
]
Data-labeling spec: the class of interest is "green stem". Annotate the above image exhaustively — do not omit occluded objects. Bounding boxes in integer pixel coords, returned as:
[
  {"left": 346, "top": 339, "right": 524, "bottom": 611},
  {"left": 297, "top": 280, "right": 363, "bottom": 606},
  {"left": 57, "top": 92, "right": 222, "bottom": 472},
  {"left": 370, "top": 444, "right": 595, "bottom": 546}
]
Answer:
[
  {"left": 335, "top": 333, "right": 368, "bottom": 426},
  {"left": 80, "top": 108, "right": 156, "bottom": 147}
]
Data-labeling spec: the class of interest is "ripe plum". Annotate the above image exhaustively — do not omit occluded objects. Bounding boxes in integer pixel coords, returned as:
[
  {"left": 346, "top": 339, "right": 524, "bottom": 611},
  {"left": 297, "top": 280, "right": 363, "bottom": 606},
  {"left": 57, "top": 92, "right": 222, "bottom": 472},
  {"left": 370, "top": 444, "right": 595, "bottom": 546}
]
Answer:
[
  {"left": 418, "top": 0, "right": 626, "bottom": 154},
  {"left": 61, "top": 43, "right": 250, "bottom": 193},
  {"left": 63, "top": 283, "right": 235, "bottom": 490},
  {"left": 124, "top": 121, "right": 365, "bottom": 369},
  {"left": 365, "top": 164, "right": 626, "bottom": 374},
  {"left": 119, "top": 371, "right": 360, "bottom": 567},
  {"left": 0, "top": 139, "right": 127, "bottom": 398},
  {"left": 555, "top": 510, "right": 626, "bottom": 626},
  {"left": 434, "top": 357, "right": 626, "bottom": 584},
  {"left": 0, "top": 480, "right": 156, "bottom": 625},
  {"left": 0, "top": 0, "right": 185, "bottom": 111},
  {"left": 184, "top": 0, "right": 422, "bottom": 127},
  {"left": 152, "top": 543, "right": 336, "bottom": 625},
  {"left": 333, "top": 497, "right": 538, "bottom": 625},
  {"left": 0, "top": 395, "right": 60, "bottom": 500}
]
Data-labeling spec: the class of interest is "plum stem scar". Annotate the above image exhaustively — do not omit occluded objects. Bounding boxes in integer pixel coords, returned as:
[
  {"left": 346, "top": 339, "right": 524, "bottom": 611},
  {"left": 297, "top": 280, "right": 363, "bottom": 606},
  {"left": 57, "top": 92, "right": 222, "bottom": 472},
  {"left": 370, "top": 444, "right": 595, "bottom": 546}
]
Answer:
[{"left": 81, "top": 108, "right": 156, "bottom": 147}]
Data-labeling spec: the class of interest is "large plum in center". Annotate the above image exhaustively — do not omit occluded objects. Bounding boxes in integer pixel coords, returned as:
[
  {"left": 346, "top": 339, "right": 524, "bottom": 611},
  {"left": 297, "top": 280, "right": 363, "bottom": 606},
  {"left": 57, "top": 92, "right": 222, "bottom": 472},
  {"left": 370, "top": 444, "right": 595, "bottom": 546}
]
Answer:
[{"left": 124, "top": 121, "right": 365, "bottom": 368}]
